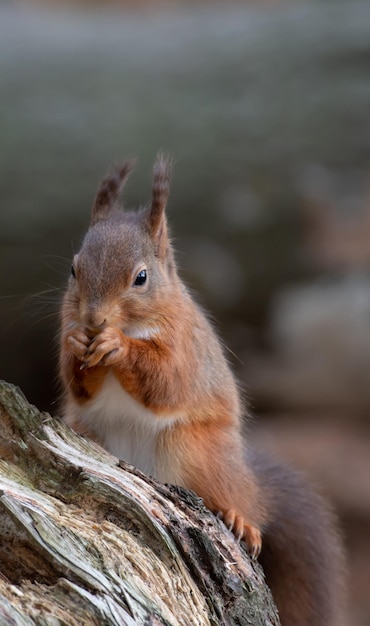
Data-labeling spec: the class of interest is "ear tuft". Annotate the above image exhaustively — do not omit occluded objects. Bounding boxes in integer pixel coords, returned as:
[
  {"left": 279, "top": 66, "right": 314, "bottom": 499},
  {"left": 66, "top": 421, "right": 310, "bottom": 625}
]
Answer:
[
  {"left": 91, "top": 159, "right": 136, "bottom": 226},
  {"left": 149, "top": 153, "right": 172, "bottom": 236}
]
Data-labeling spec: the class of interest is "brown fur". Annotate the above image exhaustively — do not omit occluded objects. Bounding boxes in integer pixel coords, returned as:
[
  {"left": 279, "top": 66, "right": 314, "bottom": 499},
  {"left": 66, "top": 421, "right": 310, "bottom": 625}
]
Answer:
[{"left": 60, "top": 155, "right": 345, "bottom": 625}]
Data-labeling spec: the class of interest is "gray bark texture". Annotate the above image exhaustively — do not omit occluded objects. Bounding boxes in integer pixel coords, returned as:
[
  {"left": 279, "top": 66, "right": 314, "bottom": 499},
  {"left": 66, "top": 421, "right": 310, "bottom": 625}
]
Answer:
[{"left": 0, "top": 380, "right": 279, "bottom": 626}]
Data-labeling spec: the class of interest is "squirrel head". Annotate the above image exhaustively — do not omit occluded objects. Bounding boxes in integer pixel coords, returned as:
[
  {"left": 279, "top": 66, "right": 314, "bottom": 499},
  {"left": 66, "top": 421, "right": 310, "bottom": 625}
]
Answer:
[{"left": 66, "top": 154, "right": 178, "bottom": 334}]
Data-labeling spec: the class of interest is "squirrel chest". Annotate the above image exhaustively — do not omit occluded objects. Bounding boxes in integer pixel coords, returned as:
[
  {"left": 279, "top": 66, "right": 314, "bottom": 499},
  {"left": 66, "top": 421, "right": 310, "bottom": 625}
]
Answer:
[{"left": 71, "top": 371, "right": 180, "bottom": 477}]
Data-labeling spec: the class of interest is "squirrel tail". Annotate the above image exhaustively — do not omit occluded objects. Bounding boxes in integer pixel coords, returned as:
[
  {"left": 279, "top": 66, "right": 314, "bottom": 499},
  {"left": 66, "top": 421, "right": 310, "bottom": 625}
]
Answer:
[{"left": 250, "top": 450, "right": 346, "bottom": 626}]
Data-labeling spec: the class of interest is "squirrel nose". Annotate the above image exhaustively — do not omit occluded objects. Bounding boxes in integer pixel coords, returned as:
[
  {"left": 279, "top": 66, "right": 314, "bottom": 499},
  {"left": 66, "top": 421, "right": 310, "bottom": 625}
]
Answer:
[
  {"left": 87, "top": 318, "right": 106, "bottom": 334},
  {"left": 80, "top": 303, "right": 107, "bottom": 329}
]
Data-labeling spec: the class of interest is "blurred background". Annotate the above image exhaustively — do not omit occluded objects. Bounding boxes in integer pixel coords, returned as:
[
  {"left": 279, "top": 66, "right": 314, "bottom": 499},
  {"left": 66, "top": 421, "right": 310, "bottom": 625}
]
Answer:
[{"left": 1, "top": 0, "right": 369, "bottom": 623}]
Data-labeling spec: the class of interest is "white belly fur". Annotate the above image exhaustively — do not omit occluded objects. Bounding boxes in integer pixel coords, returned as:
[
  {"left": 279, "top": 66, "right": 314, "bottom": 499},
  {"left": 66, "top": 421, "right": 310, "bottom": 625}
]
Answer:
[{"left": 72, "top": 371, "right": 180, "bottom": 477}]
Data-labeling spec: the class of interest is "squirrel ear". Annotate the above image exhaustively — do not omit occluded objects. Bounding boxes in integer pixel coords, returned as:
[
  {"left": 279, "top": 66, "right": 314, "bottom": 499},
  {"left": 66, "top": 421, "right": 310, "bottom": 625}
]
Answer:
[
  {"left": 148, "top": 153, "right": 172, "bottom": 238},
  {"left": 91, "top": 159, "right": 136, "bottom": 226}
]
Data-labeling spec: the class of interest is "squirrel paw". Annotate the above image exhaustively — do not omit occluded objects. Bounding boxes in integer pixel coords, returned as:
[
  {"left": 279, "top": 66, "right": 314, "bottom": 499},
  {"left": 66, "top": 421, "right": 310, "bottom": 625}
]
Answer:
[
  {"left": 67, "top": 329, "right": 91, "bottom": 362},
  {"left": 83, "top": 327, "right": 127, "bottom": 368},
  {"left": 218, "top": 508, "right": 262, "bottom": 560}
]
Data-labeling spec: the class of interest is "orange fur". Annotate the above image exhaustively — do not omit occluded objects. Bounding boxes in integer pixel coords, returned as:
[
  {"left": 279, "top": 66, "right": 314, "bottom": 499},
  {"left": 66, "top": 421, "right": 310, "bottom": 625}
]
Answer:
[{"left": 59, "top": 155, "right": 345, "bottom": 626}]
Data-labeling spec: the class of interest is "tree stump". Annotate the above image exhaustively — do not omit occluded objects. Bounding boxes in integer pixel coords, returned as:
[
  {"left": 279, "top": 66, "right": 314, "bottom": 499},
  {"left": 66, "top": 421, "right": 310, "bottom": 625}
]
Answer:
[{"left": 0, "top": 380, "right": 279, "bottom": 626}]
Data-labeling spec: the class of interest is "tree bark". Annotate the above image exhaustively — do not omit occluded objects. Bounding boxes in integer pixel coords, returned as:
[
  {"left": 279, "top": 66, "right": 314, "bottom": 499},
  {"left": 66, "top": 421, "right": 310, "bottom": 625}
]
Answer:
[{"left": 0, "top": 380, "right": 279, "bottom": 626}]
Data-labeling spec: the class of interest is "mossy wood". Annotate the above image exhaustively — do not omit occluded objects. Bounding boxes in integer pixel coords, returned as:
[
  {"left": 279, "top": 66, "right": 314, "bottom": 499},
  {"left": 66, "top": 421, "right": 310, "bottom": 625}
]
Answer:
[{"left": 0, "top": 381, "right": 279, "bottom": 626}]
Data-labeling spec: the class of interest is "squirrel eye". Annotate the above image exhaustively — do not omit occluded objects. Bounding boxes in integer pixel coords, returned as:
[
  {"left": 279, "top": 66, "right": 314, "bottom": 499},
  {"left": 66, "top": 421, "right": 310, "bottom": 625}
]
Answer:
[
  {"left": 134, "top": 269, "right": 147, "bottom": 286},
  {"left": 70, "top": 265, "right": 76, "bottom": 278}
]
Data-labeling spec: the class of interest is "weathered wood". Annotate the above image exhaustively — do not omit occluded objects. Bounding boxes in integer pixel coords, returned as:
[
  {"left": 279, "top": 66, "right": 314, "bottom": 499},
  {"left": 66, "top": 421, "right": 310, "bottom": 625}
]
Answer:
[{"left": 0, "top": 380, "right": 279, "bottom": 626}]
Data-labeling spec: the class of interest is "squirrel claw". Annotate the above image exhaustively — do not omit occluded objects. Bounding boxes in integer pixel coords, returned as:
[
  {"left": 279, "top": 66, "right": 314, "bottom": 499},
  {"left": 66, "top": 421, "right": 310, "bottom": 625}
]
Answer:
[
  {"left": 218, "top": 508, "right": 262, "bottom": 559},
  {"left": 243, "top": 525, "right": 262, "bottom": 560},
  {"left": 243, "top": 525, "right": 262, "bottom": 561}
]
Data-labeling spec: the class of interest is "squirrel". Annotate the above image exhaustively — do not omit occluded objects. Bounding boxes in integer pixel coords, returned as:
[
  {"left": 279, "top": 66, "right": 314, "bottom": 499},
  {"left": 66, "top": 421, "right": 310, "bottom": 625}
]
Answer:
[{"left": 59, "top": 155, "right": 345, "bottom": 626}]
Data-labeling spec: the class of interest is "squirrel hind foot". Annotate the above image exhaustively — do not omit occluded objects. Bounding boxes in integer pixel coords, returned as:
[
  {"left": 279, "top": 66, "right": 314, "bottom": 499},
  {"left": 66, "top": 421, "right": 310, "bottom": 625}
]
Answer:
[{"left": 217, "top": 508, "right": 262, "bottom": 560}]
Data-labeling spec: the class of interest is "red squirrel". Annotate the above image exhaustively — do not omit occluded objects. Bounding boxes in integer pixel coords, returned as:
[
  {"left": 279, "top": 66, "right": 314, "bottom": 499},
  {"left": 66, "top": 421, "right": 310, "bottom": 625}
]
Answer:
[{"left": 60, "top": 155, "right": 345, "bottom": 626}]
